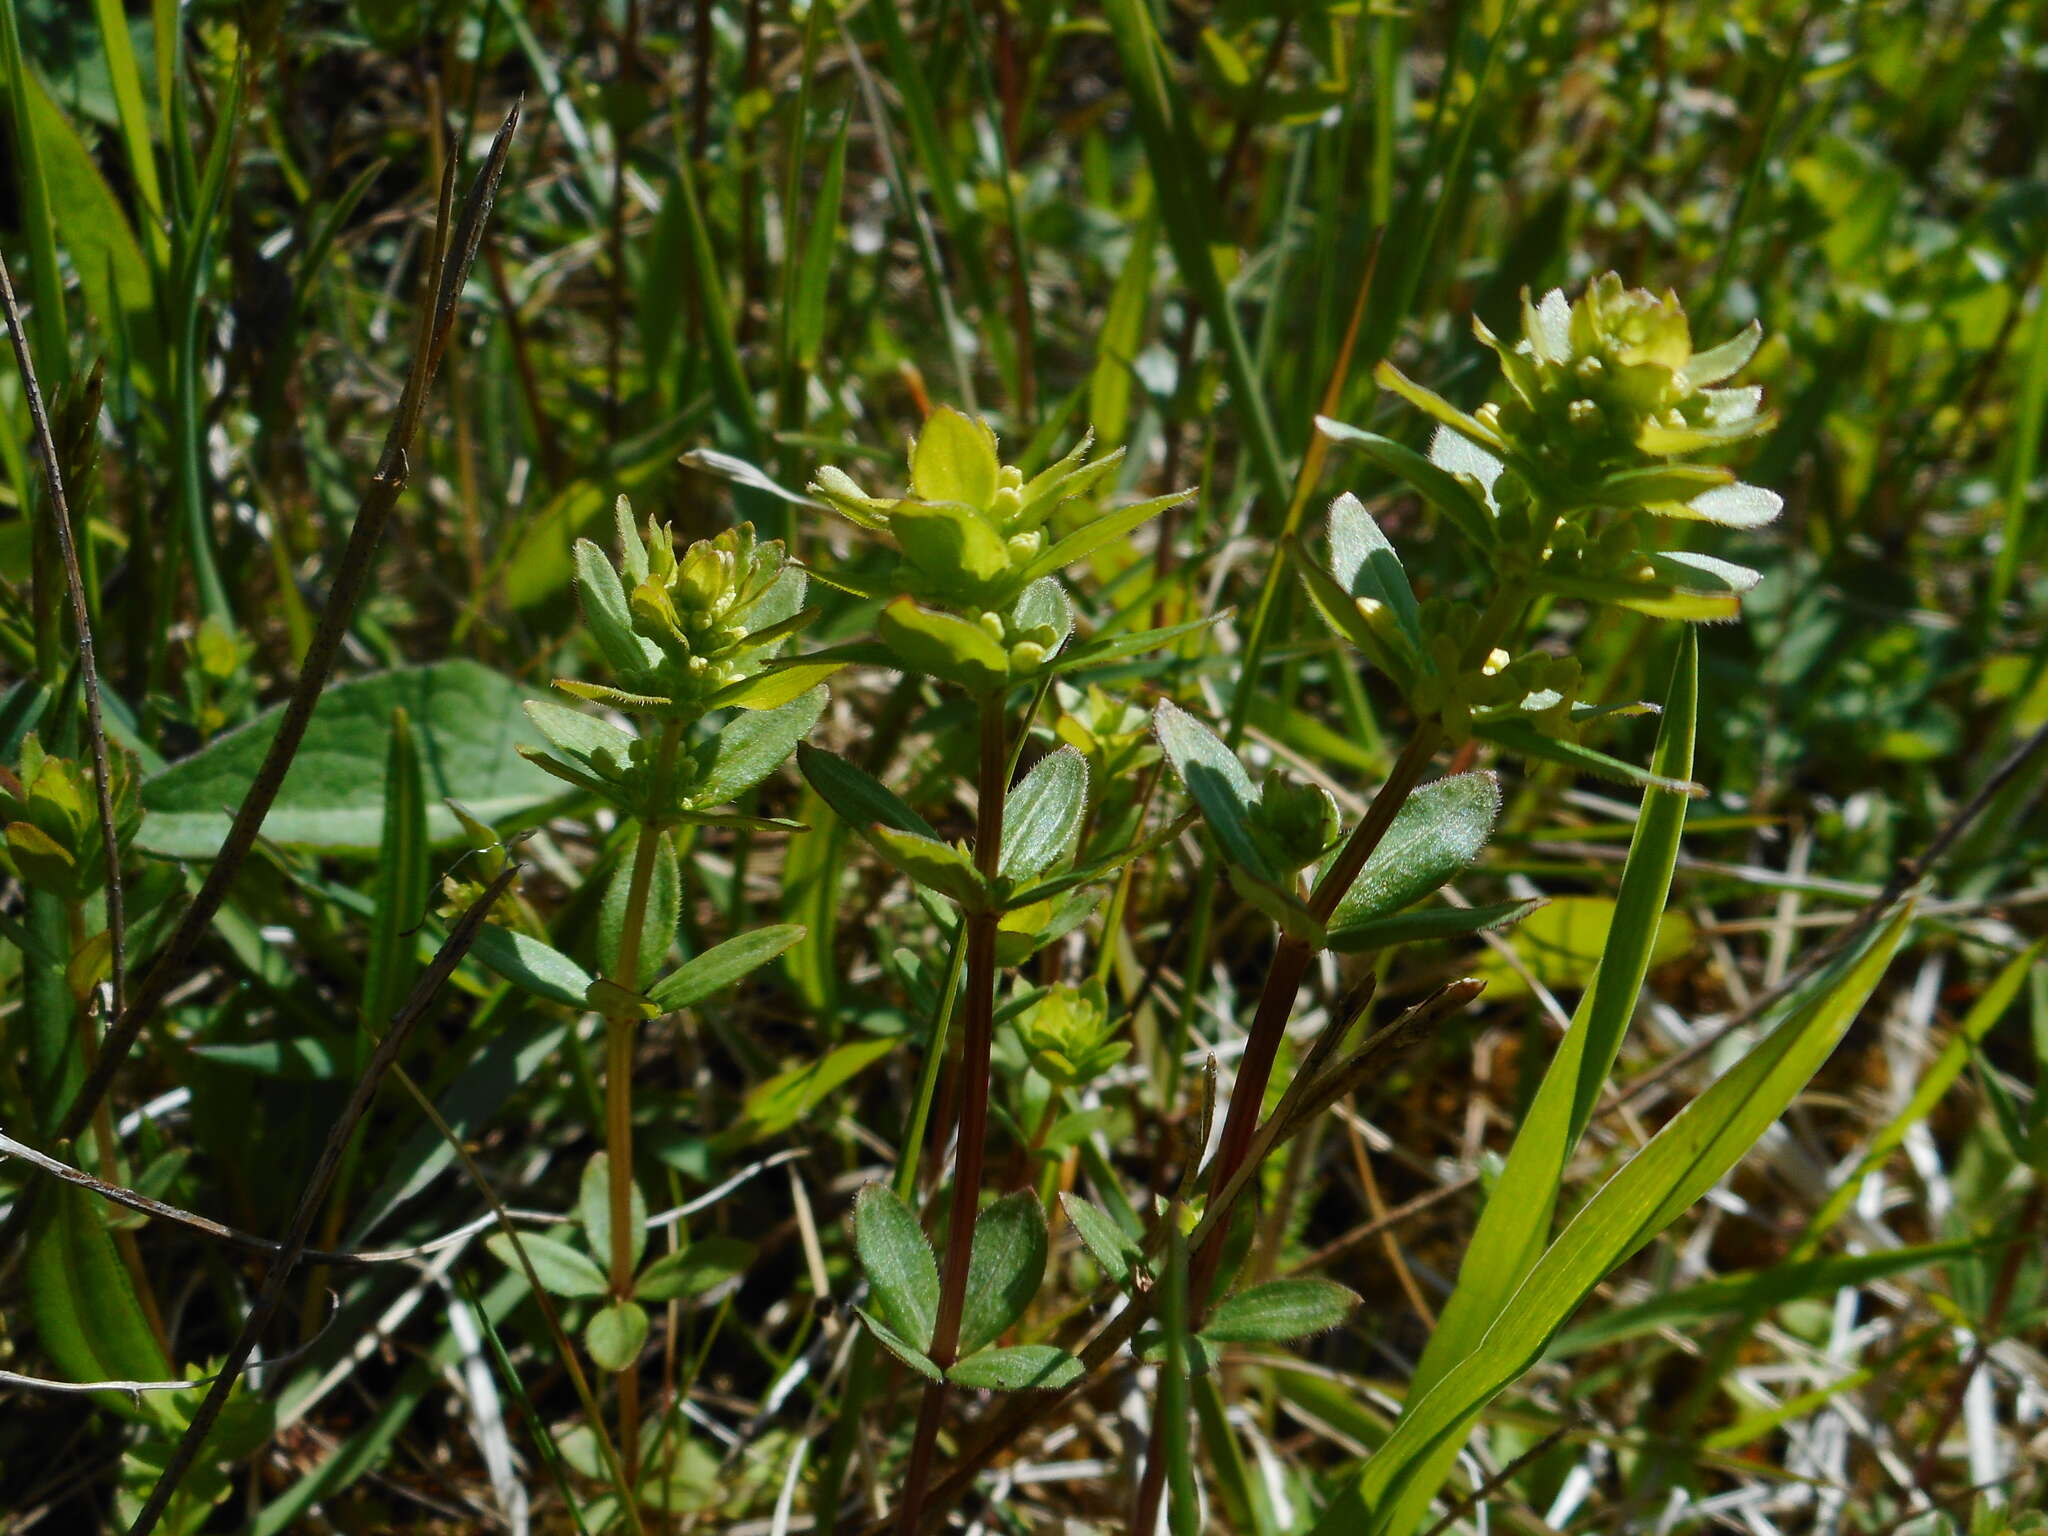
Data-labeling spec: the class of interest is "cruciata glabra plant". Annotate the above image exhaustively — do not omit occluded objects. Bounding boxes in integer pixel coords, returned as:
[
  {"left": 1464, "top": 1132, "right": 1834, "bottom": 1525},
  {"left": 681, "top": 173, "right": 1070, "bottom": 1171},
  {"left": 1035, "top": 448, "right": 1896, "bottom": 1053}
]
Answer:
[
  {"left": 1125, "top": 273, "right": 1787, "bottom": 1528},
  {"left": 797, "top": 276, "right": 1792, "bottom": 1536},
  {"left": 801, "top": 408, "right": 1197, "bottom": 1525},
  {"left": 470, "top": 500, "right": 838, "bottom": 1490}
]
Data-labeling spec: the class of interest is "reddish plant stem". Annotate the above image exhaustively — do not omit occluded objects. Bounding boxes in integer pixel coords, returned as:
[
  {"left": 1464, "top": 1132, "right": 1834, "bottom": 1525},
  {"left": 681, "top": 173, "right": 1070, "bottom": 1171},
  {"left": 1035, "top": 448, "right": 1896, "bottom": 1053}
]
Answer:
[
  {"left": 1133, "top": 725, "right": 1443, "bottom": 1533},
  {"left": 897, "top": 698, "right": 1009, "bottom": 1534}
]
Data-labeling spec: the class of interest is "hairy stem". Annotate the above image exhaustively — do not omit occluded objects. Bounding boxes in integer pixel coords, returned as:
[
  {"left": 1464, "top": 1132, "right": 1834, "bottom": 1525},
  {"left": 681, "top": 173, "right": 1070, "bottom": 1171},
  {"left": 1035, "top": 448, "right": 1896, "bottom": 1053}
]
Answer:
[
  {"left": 604, "top": 718, "right": 683, "bottom": 1483},
  {"left": 897, "top": 696, "right": 1008, "bottom": 1535}
]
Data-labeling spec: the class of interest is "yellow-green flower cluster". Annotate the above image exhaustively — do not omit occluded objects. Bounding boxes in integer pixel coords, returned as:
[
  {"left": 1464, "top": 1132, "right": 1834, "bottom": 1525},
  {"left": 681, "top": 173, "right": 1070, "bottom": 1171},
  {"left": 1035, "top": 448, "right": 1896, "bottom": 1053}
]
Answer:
[
  {"left": 1480, "top": 275, "right": 1772, "bottom": 480},
  {"left": 518, "top": 499, "right": 833, "bottom": 827},
  {"left": 0, "top": 734, "right": 140, "bottom": 904},
  {"left": 1054, "top": 683, "right": 1158, "bottom": 782},
  {"left": 1014, "top": 979, "right": 1128, "bottom": 1086},
  {"left": 566, "top": 499, "right": 813, "bottom": 718},
  {"left": 1357, "top": 274, "right": 1783, "bottom": 633},
  {"left": 810, "top": 408, "right": 1190, "bottom": 694}
]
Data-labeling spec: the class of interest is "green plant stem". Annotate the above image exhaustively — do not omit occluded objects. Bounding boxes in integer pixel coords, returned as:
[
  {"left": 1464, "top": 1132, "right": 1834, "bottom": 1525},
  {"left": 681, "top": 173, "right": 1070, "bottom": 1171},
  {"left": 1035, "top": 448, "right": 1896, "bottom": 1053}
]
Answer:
[
  {"left": 603, "top": 717, "right": 683, "bottom": 1485},
  {"left": 897, "top": 695, "right": 1008, "bottom": 1536}
]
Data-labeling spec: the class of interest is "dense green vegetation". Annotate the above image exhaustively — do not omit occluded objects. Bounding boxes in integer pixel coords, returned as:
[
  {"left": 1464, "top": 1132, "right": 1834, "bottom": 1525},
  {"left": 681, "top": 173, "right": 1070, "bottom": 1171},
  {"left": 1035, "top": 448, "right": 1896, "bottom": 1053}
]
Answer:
[{"left": 2, "top": 1, "right": 2046, "bottom": 1532}]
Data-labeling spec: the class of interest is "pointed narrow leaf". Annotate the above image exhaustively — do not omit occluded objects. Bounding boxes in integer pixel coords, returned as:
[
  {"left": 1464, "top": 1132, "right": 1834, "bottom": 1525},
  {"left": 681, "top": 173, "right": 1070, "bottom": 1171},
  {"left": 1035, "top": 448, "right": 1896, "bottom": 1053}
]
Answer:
[
  {"left": 1315, "top": 418, "right": 1494, "bottom": 548},
  {"left": 1052, "top": 611, "right": 1229, "bottom": 675},
  {"left": 1548, "top": 1235, "right": 1998, "bottom": 1360},
  {"left": 857, "top": 1308, "right": 943, "bottom": 1381},
  {"left": 1060, "top": 1193, "right": 1143, "bottom": 1288},
  {"left": 1018, "top": 490, "right": 1195, "bottom": 586},
  {"left": 705, "top": 657, "right": 845, "bottom": 712},
  {"left": 468, "top": 926, "right": 597, "bottom": 1007},
  {"left": 1350, "top": 630, "right": 1699, "bottom": 1535},
  {"left": 525, "top": 699, "right": 636, "bottom": 775},
  {"left": 1324, "top": 902, "right": 1913, "bottom": 1534},
  {"left": 1683, "top": 322, "right": 1761, "bottom": 385},
  {"left": 1647, "top": 551, "right": 1762, "bottom": 594},
  {"left": 1652, "top": 482, "right": 1784, "bottom": 527},
  {"left": 1475, "top": 717, "right": 1704, "bottom": 797},
  {"left": 688, "top": 686, "right": 828, "bottom": 805},
  {"left": 1327, "top": 896, "right": 1545, "bottom": 954},
  {"left": 648, "top": 924, "right": 806, "bottom": 1011},
  {"left": 797, "top": 742, "right": 940, "bottom": 840},
  {"left": 1373, "top": 360, "right": 1508, "bottom": 455},
  {"left": 1530, "top": 571, "right": 1741, "bottom": 623},
  {"left": 362, "top": 707, "right": 429, "bottom": 1030},
  {"left": 1154, "top": 698, "right": 1270, "bottom": 880},
  {"left": 868, "top": 825, "right": 990, "bottom": 907}
]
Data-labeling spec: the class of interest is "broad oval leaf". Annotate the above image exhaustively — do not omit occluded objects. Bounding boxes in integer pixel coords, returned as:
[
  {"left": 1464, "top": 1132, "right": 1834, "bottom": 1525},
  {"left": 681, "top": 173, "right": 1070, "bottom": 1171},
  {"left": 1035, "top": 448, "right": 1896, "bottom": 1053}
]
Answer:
[
  {"left": 891, "top": 500, "right": 1012, "bottom": 591},
  {"left": 141, "top": 662, "right": 563, "bottom": 857},
  {"left": 1327, "top": 772, "right": 1501, "bottom": 927},
  {"left": 797, "top": 742, "right": 940, "bottom": 840},
  {"left": 1008, "top": 576, "right": 1076, "bottom": 663},
  {"left": 635, "top": 1236, "right": 756, "bottom": 1301},
  {"left": 485, "top": 1231, "right": 609, "bottom": 1299},
  {"left": 947, "top": 1344, "right": 1085, "bottom": 1391},
  {"left": 959, "top": 1190, "right": 1049, "bottom": 1356},
  {"left": 877, "top": 597, "right": 1012, "bottom": 692},
  {"left": 599, "top": 832, "right": 680, "bottom": 991},
  {"left": 579, "top": 1152, "right": 648, "bottom": 1273},
  {"left": 1203, "top": 1278, "right": 1359, "bottom": 1344},
  {"left": 584, "top": 1300, "right": 650, "bottom": 1372},
  {"left": 735, "top": 1037, "right": 896, "bottom": 1143},
  {"left": 854, "top": 1183, "right": 939, "bottom": 1352},
  {"left": 1000, "top": 748, "right": 1088, "bottom": 881},
  {"left": 573, "top": 537, "right": 662, "bottom": 676},
  {"left": 1327, "top": 492, "right": 1425, "bottom": 655},
  {"left": 909, "top": 405, "right": 1001, "bottom": 506}
]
